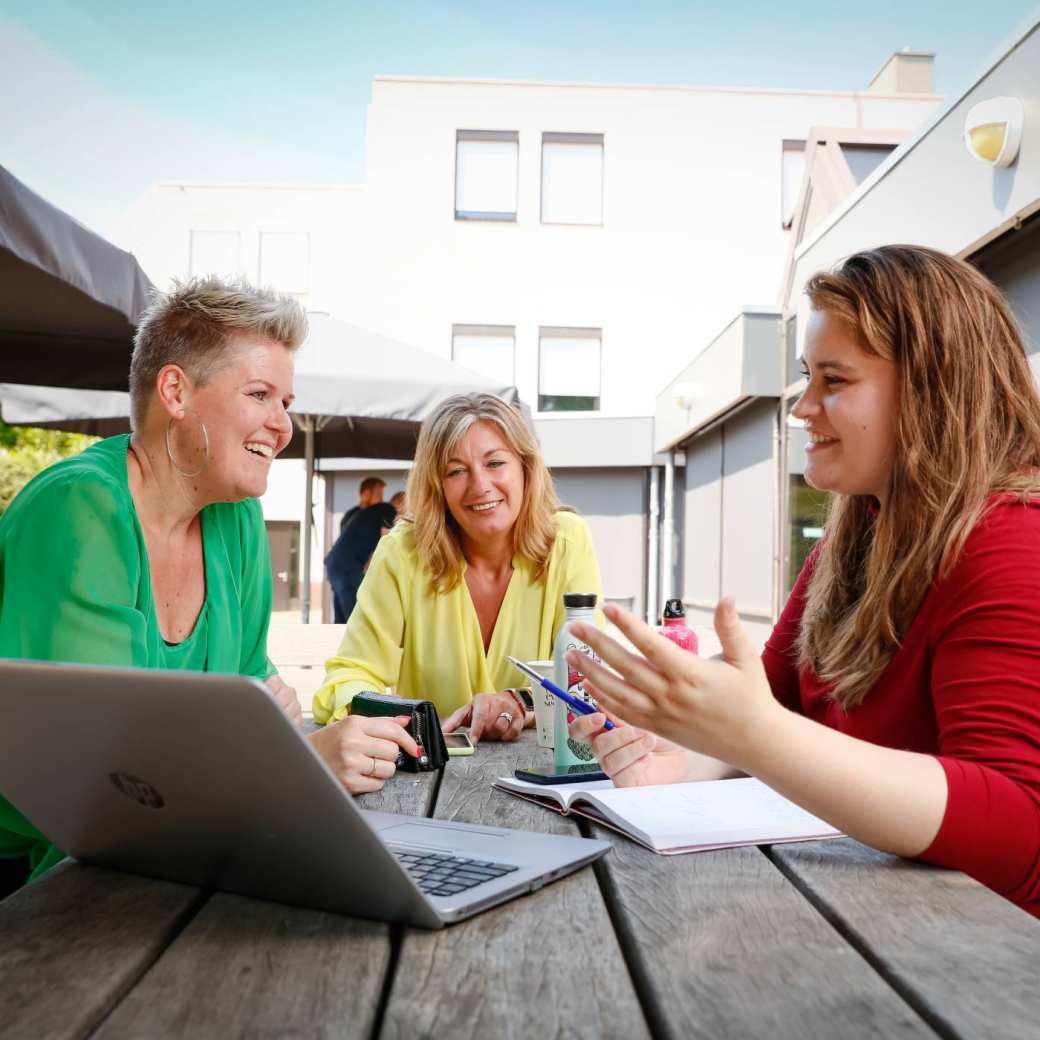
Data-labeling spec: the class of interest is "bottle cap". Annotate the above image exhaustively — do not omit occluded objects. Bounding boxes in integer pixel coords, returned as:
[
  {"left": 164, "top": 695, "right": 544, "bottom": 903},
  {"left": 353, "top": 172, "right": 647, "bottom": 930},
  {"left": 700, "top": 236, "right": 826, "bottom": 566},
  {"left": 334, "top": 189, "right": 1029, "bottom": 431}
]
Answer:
[
  {"left": 563, "top": 592, "right": 598, "bottom": 609},
  {"left": 662, "top": 598, "right": 686, "bottom": 619}
]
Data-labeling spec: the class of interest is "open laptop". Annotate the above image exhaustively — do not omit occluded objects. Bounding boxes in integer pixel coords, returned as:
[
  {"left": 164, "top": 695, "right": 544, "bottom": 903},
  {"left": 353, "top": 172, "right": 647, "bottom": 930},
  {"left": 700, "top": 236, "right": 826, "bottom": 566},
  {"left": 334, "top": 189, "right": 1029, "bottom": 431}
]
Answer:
[{"left": 0, "top": 660, "right": 609, "bottom": 928}]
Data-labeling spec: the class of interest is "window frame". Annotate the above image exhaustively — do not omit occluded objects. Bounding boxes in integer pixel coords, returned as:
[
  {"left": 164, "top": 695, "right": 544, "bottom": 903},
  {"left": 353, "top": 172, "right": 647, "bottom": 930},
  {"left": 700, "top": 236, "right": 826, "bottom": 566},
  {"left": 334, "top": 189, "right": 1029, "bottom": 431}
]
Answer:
[
  {"left": 540, "top": 131, "right": 605, "bottom": 227},
  {"left": 454, "top": 130, "right": 520, "bottom": 223},
  {"left": 537, "top": 325, "right": 603, "bottom": 413}
]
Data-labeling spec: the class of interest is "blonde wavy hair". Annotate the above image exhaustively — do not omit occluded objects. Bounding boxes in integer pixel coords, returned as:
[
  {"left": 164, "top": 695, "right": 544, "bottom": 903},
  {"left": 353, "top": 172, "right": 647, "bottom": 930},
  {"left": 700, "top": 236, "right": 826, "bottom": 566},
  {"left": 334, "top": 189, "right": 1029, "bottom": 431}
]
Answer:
[
  {"left": 797, "top": 244, "right": 1040, "bottom": 710},
  {"left": 405, "top": 393, "right": 560, "bottom": 592}
]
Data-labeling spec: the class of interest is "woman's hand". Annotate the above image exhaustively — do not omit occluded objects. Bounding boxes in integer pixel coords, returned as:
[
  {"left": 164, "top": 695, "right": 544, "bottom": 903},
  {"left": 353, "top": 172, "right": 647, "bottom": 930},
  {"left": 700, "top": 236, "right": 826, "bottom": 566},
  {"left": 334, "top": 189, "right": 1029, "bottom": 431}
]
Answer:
[
  {"left": 568, "top": 711, "right": 698, "bottom": 786},
  {"left": 567, "top": 599, "right": 783, "bottom": 771},
  {"left": 307, "top": 714, "right": 420, "bottom": 794},
  {"left": 266, "top": 674, "right": 302, "bottom": 726},
  {"left": 442, "top": 692, "right": 529, "bottom": 743}
]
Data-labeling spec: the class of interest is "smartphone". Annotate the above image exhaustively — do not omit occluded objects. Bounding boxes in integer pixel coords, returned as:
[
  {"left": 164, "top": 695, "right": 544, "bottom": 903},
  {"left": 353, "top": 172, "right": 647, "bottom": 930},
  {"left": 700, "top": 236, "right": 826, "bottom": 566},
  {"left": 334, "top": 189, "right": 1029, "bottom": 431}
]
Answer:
[
  {"left": 444, "top": 731, "right": 475, "bottom": 757},
  {"left": 513, "top": 763, "right": 608, "bottom": 785}
]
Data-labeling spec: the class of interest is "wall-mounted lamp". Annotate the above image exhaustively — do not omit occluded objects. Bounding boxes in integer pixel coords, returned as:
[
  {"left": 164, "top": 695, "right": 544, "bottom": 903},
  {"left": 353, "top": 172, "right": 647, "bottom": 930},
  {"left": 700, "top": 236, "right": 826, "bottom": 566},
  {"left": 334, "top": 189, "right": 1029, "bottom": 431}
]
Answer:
[
  {"left": 963, "top": 97, "right": 1024, "bottom": 168},
  {"left": 672, "top": 382, "right": 698, "bottom": 410}
]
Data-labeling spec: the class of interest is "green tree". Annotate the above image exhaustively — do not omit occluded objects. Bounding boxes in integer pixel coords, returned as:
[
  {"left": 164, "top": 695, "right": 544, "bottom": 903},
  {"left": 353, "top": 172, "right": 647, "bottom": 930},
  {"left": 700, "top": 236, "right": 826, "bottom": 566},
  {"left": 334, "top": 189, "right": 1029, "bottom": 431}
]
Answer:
[{"left": 0, "top": 423, "right": 98, "bottom": 516}]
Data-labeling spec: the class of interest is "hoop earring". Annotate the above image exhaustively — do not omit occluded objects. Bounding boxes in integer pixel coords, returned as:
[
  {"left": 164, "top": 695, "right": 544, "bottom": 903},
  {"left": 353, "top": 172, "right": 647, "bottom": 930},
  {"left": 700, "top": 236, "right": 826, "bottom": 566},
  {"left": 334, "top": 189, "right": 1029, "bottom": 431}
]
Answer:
[{"left": 165, "top": 415, "right": 210, "bottom": 478}]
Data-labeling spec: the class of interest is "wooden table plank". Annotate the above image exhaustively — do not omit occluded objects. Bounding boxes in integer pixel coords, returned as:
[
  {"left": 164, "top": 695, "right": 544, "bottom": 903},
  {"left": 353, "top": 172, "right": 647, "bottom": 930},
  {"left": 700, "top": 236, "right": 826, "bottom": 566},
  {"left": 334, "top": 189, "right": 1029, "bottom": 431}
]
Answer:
[
  {"left": 92, "top": 893, "right": 392, "bottom": 1040},
  {"left": 0, "top": 861, "right": 206, "bottom": 1040},
  {"left": 87, "top": 755, "right": 436, "bottom": 1038},
  {"left": 587, "top": 827, "right": 934, "bottom": 1040},
  {"left": 381, "top": 736, "right": 652, "bottom": 1040},
  {"left": 769, "top": 838, "right": 1040, "bottom": 1040}
]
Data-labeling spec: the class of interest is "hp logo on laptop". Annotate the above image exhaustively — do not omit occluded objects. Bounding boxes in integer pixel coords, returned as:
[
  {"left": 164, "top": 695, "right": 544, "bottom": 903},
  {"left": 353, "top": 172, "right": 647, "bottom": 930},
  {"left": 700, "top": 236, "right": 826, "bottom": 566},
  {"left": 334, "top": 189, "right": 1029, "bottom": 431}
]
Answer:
[{"left": 109, "top": 772, "right": 165, "bottom": 810}]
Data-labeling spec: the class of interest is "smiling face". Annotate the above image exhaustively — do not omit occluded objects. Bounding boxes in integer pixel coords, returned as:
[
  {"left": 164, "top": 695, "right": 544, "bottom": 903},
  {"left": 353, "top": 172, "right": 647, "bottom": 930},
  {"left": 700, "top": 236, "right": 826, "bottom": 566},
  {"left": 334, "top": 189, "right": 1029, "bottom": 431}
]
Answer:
[
  {"left": 184, "top": 334, "right": 296, "bottom": 501},
  {"left": 792, "top": 310, "right": 900, "bottom": 503},
  {"left": 440, "top": 419, "right": 525, "bottom": 552}
]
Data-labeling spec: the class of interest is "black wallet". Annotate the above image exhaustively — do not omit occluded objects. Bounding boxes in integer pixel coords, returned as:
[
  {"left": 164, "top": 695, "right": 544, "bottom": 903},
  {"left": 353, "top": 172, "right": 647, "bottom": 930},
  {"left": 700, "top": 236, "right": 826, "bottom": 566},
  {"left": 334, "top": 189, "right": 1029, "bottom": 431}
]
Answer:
[{"left": 348, "top": 692, "right": 448, "bottom": 772}]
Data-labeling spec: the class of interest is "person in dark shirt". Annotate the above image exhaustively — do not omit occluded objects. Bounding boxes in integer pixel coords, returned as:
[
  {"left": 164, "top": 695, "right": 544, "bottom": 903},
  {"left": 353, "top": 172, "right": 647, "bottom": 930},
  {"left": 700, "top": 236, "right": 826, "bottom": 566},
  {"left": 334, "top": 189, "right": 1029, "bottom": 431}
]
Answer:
[
  {"left": 326, "top": 499, "right": 397, "bottom": 622},
  {"left": 338, "top": 475, "right": 387, "bottom": 534}
]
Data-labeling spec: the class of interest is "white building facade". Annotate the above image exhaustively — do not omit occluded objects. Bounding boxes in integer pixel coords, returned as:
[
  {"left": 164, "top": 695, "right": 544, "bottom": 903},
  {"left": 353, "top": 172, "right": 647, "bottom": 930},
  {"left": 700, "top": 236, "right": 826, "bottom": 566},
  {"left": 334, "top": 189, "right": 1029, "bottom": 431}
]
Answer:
[{"left": 117, "top": 62, "right": 940, "bottom": 619}]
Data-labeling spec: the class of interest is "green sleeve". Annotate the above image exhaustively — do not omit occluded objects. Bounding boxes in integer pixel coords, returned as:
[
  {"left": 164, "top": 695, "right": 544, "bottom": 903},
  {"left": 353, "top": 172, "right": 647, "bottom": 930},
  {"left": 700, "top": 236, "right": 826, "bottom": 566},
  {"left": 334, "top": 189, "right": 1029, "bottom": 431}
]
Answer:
[
  {"left": 313, "top": 532, "right": 408, "bottom": 723},
  {"left": 0, "top": 472, "right": 148, "bottom": 666},
  {"left": 0, "top": 470, "right": 147, "bottom": 876},
  {"left": 236, "top": 498, "right": 276, "bottom": 680}
]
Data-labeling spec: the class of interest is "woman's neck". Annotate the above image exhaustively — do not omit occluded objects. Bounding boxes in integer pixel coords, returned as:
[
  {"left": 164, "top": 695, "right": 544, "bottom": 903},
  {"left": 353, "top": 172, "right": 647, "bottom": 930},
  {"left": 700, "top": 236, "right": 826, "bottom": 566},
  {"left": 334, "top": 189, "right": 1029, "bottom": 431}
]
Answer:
[
  {"left": 127, "top": 431, "right": 204, "bottom": 538},
  {"left": 461, "top": 532, "right": 514, "bottom": 580}
]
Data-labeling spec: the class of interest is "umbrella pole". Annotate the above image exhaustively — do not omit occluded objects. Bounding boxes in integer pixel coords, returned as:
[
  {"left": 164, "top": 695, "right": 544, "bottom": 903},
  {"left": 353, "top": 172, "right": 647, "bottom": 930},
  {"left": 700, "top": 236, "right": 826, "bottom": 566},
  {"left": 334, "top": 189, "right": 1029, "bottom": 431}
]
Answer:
[{"left": 301, "top": 418, "right": 315, "bottom": 624}]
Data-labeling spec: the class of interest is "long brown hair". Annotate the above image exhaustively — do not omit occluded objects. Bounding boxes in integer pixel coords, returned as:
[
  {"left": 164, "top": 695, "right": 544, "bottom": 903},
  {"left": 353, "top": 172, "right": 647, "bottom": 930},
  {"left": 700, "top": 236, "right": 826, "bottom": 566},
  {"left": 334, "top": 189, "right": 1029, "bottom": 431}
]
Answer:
[
  {"left": 405, "top": 393, "right": 560, "bottom": 593},
  {"left": 797, "top": 245, "right": 1040, "bottom": 709}
]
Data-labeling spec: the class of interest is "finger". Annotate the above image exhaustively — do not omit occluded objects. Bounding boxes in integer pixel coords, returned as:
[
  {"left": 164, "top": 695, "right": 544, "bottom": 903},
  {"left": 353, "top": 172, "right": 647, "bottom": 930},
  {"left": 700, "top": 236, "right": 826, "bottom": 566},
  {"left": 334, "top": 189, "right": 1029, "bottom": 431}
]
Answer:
[
  {"left": 579, "top": 672, "right": 658, "bottom": 731},
  {"left": 566, "top": 623, "right": 673, "bottom": 697},
  {"left": 588, "top": 722, "right": 647, "bottom": 761},
  {"left": 569, "top": 712, "right": 608, "bottom": 741},
  {"left": 347, "top": 775, "right": 385, "bottom": 795},
  {"left": 362, "top": 735, "right": 409, "bottom": 762},
  {"left": 601, "top": 732, "right": 655, "bottom": 778},
  {"left": 484, "top": 711, "right": 512, "bottom": 741},
  {"left": 362, "top": 717, "right": 420, "bottom": 758},
  {"left": 469, "top": 696, "right": 490, "bottom": 742},
  {"left": 442, "top": 704, "right": 471, "bottom": 733},
  {"left": 368, "top": 756, "right": 396, "bottom": 780},
  {"left": 714, "top": 597, "right": 758, "bottom": 667},
  {"left": 505, "top": 711, "right": 525, "bottom": 742},
  {"left": 567, "top": 653, "right": 662, "bottom": 718},
  {"left": 599, "top": 603, "right": 706, "bottom": 675}
]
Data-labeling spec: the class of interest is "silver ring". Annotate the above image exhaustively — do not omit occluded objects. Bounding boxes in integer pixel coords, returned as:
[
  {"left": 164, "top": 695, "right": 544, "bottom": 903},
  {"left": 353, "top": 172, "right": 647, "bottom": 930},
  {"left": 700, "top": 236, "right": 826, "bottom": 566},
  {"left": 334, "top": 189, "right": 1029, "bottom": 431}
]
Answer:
[{"left": 498, "top": 711, "right": 514, "bottom": 724}]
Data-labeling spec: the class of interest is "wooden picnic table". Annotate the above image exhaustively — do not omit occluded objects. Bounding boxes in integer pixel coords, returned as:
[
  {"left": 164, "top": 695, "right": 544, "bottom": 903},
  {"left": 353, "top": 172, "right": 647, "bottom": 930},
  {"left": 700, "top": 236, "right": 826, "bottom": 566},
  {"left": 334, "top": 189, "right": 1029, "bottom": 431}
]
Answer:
[{"left": 1, "top": 730, "right": 1037, "bottom": 1039}]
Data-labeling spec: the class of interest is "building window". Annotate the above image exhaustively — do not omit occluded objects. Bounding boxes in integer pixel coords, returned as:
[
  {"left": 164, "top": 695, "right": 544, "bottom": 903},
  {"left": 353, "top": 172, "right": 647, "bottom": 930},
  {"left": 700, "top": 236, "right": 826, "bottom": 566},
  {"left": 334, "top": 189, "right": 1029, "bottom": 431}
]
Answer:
[
  {"left": 783, "top": 314, "right": 799, "bottom": 389},
  {"left": 451, "top": 325, "right": 516, "bottom": 386},
  {"left": 840, "top": 143, "right": 896, "bottom": 186},
  {"left": 781, "top": 140, "right": 806, "bottom": 229},
  {"left": 189, "top": 230, "right": 243, "bottom": 278},
  {"left": 538, "top": 327, "right": 601, "bottom": 412},
  {"left": 541, "top": 132, "right": 604, "bottom": 225},
  {"left": 259, "top": 232, "right": 310, "bottom": 301},
  {"left": 455, "top": 130, "right": 519, "bottom": 221}
]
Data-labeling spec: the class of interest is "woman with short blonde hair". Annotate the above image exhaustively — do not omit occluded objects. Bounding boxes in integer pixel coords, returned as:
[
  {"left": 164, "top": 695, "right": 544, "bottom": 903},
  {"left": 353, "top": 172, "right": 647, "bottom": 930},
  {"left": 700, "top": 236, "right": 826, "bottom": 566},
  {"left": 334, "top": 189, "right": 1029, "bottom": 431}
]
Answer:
[
  {"left": 0, "top": 277, "right": 419, "bottom": 898},
  {"left": 568, "top": 245, "right": 1040, "bottom": 916},
  {"left": 315, "top": 392, "right": 603, "bottom": 742}
]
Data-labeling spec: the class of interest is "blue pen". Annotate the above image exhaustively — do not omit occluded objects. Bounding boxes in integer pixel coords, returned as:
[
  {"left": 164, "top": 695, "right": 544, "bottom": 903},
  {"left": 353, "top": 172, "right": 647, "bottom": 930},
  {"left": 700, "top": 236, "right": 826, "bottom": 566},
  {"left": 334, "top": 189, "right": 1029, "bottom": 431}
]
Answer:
[{"left": 507, "top": 656, "right": 615, "bottom": 731}]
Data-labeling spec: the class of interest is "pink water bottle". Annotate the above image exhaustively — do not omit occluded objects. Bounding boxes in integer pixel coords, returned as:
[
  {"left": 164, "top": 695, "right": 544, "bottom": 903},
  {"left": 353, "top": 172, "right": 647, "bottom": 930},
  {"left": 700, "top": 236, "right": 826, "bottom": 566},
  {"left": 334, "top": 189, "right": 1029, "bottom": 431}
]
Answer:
[{"left": 659, "top": 599, "right": 698, "bottom": 654}]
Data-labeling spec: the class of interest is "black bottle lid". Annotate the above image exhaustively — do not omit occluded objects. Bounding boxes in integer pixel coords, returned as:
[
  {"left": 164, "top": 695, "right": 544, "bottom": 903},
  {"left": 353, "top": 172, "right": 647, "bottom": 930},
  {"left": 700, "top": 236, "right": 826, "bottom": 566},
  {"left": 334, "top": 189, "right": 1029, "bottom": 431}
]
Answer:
[
  {"left": 563, "top": 592, "right": 598, "bottom": 609},
  {"left": 662, "top": 598, "right": 686, "bottom": 619}
]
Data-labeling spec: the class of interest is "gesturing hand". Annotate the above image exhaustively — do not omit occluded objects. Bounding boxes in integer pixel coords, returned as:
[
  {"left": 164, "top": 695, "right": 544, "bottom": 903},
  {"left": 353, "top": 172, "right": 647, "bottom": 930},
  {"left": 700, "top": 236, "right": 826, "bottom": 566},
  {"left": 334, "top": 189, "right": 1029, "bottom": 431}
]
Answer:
[
  {"left": 442, "top": 691, "right": 528, "bottom": 742},
  {"left": 566, "top": 598, "right": 782, "bottom": 771}
]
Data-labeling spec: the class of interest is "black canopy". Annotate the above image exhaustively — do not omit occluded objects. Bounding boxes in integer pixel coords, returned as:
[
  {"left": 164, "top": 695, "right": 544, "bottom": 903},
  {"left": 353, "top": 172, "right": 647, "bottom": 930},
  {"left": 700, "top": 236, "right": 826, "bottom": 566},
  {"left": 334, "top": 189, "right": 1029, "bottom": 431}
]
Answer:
[{"left": 0, "top": 164, "right": 152, "bottom": 391}]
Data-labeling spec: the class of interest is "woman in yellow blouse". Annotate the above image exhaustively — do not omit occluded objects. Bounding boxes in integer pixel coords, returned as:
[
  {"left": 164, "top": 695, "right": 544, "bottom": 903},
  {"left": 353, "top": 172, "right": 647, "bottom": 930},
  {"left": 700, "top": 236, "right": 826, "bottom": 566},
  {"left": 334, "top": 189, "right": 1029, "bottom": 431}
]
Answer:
[{"left": 314, "top": 393, "right": 603, "bottom": 742}]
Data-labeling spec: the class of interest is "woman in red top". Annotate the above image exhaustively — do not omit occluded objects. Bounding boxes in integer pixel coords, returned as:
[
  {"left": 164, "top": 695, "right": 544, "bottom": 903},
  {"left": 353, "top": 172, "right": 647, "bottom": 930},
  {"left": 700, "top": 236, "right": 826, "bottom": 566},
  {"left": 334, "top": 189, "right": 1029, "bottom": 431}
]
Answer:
[{"left": 568, "top": 245, "right": 1040, "bottom": 916}]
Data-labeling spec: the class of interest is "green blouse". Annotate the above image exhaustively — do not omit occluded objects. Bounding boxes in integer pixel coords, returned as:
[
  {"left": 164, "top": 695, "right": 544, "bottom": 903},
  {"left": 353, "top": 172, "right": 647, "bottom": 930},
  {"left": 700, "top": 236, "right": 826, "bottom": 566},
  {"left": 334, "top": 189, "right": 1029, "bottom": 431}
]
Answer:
[{"left": 0, "top": 435, "right": 275, "bottom": 878}]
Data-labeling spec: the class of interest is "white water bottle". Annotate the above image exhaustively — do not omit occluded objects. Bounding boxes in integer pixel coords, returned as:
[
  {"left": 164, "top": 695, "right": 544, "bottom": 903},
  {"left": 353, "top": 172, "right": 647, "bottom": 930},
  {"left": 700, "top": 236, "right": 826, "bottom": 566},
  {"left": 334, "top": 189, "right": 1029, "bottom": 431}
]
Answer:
[{"left": 552, "top": 592, "right": 600, "bottom": 768}]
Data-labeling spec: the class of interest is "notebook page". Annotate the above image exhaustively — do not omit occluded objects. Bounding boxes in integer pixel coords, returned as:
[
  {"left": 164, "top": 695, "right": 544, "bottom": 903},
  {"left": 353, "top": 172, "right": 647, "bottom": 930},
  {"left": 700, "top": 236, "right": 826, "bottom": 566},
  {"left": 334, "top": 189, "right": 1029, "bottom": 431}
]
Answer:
[{"left": 589, "top": 777, "right": 840, "bottom": 851}]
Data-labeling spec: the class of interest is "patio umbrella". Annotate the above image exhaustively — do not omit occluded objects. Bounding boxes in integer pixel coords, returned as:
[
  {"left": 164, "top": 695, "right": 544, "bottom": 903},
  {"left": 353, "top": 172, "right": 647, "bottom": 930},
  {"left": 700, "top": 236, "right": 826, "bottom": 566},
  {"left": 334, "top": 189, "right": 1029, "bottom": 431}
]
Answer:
[
  {"left": 0, "top": 164, "right": 152, "bottom": 389},
  {"left": 1, "top": 313, "right": 524, "bottom": 621}
]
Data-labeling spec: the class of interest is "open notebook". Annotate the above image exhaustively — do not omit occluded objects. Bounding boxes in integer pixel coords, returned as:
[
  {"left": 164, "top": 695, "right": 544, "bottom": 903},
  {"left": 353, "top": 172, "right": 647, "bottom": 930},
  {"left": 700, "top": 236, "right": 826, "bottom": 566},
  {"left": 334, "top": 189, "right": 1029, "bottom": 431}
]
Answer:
[{"left": 494, "top": 776, "right": 842, "bottom": 855}]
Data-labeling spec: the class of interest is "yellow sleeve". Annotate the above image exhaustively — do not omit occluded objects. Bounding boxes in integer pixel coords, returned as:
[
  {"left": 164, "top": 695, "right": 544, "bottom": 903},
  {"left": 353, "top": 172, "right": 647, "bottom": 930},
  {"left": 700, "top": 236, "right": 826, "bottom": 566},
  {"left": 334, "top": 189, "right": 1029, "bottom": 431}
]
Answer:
[
  {"left": 312, "top": 530, "right": 410, "bottom": 724},
  {"left": 552, "top": 512, "right": 607, "bottom": 636}
]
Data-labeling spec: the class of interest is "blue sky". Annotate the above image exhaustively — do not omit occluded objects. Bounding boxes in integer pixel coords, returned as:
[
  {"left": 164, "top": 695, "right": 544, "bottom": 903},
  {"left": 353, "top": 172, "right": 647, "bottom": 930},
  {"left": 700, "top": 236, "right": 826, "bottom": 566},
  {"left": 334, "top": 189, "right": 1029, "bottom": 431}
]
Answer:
[{"left": 2, "top": 0, "right": 1038, "bottom": 236}]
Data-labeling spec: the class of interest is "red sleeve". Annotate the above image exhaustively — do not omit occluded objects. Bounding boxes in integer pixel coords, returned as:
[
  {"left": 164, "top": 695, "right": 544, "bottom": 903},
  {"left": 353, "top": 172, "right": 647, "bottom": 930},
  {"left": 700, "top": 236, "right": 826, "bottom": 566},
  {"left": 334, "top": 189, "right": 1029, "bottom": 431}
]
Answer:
[
  {"left": 761, "top": 546, "right": 818, "bottom": 713},
  {"left": 918, "top": 501, "right": 1040, "bottom": 910}
]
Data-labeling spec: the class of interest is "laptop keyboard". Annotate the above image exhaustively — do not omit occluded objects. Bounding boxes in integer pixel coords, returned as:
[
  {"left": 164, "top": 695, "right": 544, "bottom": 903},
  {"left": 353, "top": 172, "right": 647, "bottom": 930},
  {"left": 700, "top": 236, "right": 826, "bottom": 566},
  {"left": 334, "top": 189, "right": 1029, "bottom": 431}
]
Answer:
[{"left": 393, "top": 849, "right": 519, "bottom": 898}]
